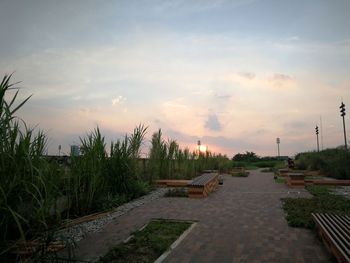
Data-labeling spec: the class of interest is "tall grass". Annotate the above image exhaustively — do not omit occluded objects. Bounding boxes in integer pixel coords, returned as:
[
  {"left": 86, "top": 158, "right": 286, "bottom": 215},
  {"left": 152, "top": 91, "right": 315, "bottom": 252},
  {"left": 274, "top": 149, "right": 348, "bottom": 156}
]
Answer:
[
  {"left": 147, "top": 129, "right": 232, "bottom": 180},
  {"left": 0, "top": 75, "right": 63, "bottom": 258},
  {"left": 107, "top": 124, "right": 148, "bottom": 199},
  {"left": 69, "top": 127, "right": 107, "bottom": 216},
  {"left": 148, "top": 129, "right": 168, "bottom": 180},
  {"left": 68, "top": 124, "right": 149, "bottom": 216}
]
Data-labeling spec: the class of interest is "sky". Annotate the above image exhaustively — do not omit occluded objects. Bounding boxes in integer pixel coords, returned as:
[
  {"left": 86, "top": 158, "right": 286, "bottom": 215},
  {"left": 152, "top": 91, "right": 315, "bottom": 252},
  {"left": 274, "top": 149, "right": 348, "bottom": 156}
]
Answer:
[{"left": 1, "top": 0, "right": 349, "bottom": 157}]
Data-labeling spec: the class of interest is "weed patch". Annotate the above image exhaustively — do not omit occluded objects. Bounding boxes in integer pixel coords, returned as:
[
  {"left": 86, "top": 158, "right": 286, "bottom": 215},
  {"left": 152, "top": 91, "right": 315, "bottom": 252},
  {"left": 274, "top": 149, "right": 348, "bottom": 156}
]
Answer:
[
  {"left": 232, "top": 172, "right": 249, "bottom": 177},
  {"left": 274, "top": 177, "right": 286, "bottom": 184},
  {"left": 261, "top": 168, "right": 274, "bottom": 173},
  {"left": 164, "top": 188, "right": 188, "bottom": 198},
  {"left": 98, "top": 220, "right": 192, "bottom": 263},
  {"left": 282, "top": 186, "right": 350, "bottom": 229}
]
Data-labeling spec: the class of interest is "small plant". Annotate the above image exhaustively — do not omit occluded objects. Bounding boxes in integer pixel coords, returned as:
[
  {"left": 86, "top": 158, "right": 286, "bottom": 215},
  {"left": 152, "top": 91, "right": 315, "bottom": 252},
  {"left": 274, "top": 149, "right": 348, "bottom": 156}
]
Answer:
[
  {"left": 306, "top": 185, "right": 334, "bottom": 197},
  {"left": 97, "top": 220, "right": 192, "bottom": 263},
  {"left": 282, "top": 185, "right": 350, "bottom": 229},
  {"left": 274, "top": 177, "right": 286, "bottom": 184},
  {"left": 232, "top": 172, "right": 249, "bottom": 177},
  {"left": 164, "top": 188, "right": 188, "bottom": 197}
]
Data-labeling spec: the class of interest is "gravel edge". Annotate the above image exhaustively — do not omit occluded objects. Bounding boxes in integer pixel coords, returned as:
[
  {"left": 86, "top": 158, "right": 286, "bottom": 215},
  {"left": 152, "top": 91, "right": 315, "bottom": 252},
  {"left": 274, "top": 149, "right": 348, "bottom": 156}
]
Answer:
[{"left": 55, "top": 188, "right": 168, "bottom": 243}]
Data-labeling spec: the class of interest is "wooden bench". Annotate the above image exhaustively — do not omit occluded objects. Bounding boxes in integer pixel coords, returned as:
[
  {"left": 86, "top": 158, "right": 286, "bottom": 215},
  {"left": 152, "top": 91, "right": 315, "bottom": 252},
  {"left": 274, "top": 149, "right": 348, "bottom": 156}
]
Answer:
[
  {"left": 305, "top": 179, "right": 350, "bottom": 187},
  {"left": 278, "top": 169, "right": 289, "bottom": 177},
  {"left": 155, "top": 179, "right": 191, "bottom": 187},
  {"left": 312, "top": 213, "right": 350, "bottom": 263},
  {"left": 304, "top": 170, "right": 323, "bottom": 176},
  {"left": 203, "top": 169, "right": 218, "bottom": 173},
  {"left": 286, "top": 173, "right": 305, "bottom": 188},
  {"left": 187, "top": 173, "right": 219, "bottom": 198}
]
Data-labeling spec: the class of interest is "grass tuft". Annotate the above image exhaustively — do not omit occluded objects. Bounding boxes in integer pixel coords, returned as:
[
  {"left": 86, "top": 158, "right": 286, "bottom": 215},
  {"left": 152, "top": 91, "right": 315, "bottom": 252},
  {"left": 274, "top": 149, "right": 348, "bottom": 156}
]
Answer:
[
  {"left": 274, "top": 177, "right": 286, "bottom": 184},
  {"left": 164, "top": 188, "right": 188, "bottom": 198},
  {"left": 232, "top": 172, "right": 249, "bottom": 177},
  {"left": 98, "top": 220, "right": 192, "bottom": 263},
  {"left": 282, "top": 186, "right": 350, "bottom": 229}
]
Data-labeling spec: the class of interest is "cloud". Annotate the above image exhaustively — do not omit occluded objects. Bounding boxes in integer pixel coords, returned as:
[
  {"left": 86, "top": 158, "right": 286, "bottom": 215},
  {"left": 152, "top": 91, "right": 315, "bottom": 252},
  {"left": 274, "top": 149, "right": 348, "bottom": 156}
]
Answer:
[
  {"left": 268, "top": 73, "right": 294, "bottom": 88},
  {"left": 286, "top": 36, "right": 300, "bottom": 41},
  {"left": 271, "top": 73, "right": 292, "bottom": 82},
  {"left": 1, "top": 3, "right": 349, "bottom": 158},
  {"left": 284, "top": 121, "right": 308, "bottom": 130},
  {"left": 214, "top": 93, "right": 232, "bottom": 99},
  {"left": 204, "top": 113, "right": 222, "bottom": 131},
  {"left": 238, "top": 72, "right": 256, "bottom": 80},
  {"left": 112, "top": 96, "right": 126, "bottom": 106},
  {"left": 153, "top": 0, "right": 257, "bottom": 15}
]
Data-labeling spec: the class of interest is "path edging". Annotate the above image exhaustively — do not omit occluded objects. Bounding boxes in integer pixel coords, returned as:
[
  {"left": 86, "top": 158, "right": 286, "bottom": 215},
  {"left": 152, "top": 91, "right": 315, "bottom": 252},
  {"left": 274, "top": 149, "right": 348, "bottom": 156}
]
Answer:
[{"left": 154, "top": 221, "right": 197, "bottom": 263}]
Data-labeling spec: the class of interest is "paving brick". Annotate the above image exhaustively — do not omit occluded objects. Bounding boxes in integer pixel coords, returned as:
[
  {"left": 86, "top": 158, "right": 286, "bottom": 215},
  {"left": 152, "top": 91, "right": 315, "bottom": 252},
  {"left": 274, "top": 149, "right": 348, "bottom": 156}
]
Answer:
[{"left": 67, "top": 169, "right": 333, "bottom": 262}]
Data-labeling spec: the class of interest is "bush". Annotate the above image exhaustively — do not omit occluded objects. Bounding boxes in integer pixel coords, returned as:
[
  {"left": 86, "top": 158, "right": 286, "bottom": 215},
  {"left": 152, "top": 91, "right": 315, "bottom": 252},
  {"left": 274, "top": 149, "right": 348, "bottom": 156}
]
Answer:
[
  {"left": 255, "top": 161, "right": 283, "bottom": 168},
  {"left": 129, "top": 180, "right": 150, "bottom": 199},
  {"left": 295, "top": 149, "right": 350, "bottom": 179}
]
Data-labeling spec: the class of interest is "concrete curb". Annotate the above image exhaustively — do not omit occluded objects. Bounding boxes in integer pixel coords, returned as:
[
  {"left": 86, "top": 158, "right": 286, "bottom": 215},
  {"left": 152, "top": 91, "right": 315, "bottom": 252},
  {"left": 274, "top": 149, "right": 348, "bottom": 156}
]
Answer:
[{"left": 154, "top": 221, "right": 197, "bottom": 263}]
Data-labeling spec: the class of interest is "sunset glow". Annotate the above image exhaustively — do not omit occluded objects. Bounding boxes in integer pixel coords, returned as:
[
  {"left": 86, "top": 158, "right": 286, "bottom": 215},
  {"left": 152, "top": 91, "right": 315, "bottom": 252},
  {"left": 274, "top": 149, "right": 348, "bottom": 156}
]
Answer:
[
  {"left": 199, "top": 145, "right": 208, "bottom": 153},
  {"left": 1, "top": 1, "right": 349, "bottom": 157}
]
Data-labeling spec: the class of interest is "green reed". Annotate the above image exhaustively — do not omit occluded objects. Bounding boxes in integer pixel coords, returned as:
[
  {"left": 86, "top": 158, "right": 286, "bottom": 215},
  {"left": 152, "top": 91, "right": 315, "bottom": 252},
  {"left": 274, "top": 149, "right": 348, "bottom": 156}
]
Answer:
[{"left": 0, "top": 74, "right": 63, "bottom": 258}]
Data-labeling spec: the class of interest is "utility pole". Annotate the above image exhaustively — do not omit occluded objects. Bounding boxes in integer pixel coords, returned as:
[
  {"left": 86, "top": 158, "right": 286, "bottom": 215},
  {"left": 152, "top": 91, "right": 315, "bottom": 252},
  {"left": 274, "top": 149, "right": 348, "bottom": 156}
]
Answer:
[
  {"left": 340, "top": 102, "right": 347, "bottom": 149},
  {"left": 315, "top": 126, "right": 320, "bottom": 152},
  {"left": 276, "top": 137, "right": 280, "bottom": 158},
  {"left": 320, "top": 116, "right": 324, "bottom": 150}
]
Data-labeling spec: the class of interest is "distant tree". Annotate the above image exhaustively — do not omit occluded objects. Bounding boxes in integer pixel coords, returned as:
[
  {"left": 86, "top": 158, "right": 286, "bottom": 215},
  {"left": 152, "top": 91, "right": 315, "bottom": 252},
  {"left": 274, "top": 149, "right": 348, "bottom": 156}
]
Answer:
[{"left": 232, "top": 151, "right": 259, "bottom": 162}]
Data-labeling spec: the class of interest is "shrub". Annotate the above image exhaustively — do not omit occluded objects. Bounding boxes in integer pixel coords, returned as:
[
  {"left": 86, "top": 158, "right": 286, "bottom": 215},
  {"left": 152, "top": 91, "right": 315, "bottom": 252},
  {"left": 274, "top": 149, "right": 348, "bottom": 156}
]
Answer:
[{"left": 295, "top": 149, "right": 350, "bottom": 179}]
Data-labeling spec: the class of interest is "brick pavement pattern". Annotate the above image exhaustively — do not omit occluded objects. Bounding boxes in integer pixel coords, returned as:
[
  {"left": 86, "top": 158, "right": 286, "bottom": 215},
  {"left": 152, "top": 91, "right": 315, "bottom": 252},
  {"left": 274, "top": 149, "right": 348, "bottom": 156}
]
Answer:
[{"left": 71, "top": 169, "right": 333, "bottom": 262}]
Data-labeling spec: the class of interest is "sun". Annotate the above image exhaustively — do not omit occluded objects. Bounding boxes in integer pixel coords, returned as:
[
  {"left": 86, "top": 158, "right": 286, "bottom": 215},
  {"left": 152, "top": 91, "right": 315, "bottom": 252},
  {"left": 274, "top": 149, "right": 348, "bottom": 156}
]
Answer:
[{"left": 199, "top": 145, "right": 207, "bottom": 153}]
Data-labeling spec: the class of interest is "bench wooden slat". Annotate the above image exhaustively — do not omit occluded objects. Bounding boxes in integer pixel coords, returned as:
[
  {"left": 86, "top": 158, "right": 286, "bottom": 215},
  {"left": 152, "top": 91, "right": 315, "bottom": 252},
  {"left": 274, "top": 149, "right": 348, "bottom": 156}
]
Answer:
[
  {"left": 336, "top": 214, "right": 350, "bottom": 225},
  {"left": 189, "top": 173, "right": 217, "bottom": 186},
  {"left": 188, "top": 173, "right": 218, "bottom": 198},
  {"left": 312, "top": 213, "right": 350, "bottom": 263},
  {"left": 322, "top": 214, "right": 350, "bottom": 254},
  {"left": 332, "top": 214, "right": 350, "bottom": 239},
  {"left": 313, "top": 214, "right": 348, "bottom": 262},
  {"left": 320, "top": 214, "right": 350, "bottom": 257}
]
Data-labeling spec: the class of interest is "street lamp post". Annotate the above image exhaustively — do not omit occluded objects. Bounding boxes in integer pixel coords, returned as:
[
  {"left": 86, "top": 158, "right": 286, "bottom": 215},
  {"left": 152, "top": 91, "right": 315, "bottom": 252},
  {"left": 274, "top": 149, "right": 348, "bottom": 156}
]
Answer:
[
  {"left": 340, "top": 102, "right": 348, "bottom": 149},
  {"left": 276, "top": 137, "right": 280, "bottom": 158},
  {"left": 315, "top": 126, "right": 320, "bottom": 152}
]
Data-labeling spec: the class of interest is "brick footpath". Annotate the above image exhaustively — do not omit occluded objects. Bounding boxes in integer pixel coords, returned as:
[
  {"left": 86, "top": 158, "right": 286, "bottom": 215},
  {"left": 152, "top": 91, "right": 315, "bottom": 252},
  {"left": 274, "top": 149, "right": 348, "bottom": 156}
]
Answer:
[{"left": 69, "top": 169, "right": 333, "bottom": 263}]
